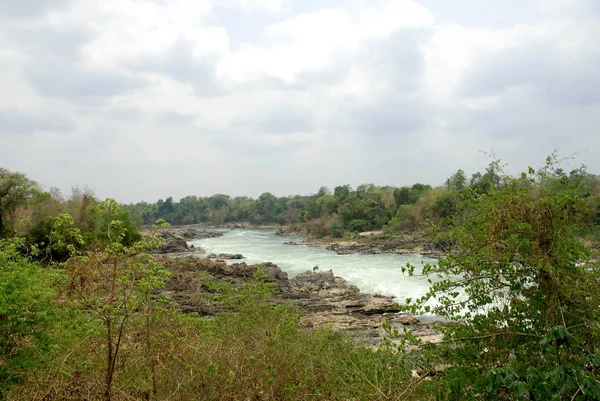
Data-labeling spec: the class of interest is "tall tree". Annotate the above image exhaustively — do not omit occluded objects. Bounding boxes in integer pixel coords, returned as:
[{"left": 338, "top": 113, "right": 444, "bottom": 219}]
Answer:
[{"left": 0, "top": 169, "right": 38, "bottom": 236}]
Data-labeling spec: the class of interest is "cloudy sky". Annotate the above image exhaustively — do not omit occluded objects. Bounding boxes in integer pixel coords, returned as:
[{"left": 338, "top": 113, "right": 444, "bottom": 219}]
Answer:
[{"left": 1, "top": 0, "right": 599, "bottom": 203}]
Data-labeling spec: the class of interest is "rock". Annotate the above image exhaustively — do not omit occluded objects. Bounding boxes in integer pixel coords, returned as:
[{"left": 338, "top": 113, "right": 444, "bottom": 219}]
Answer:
[
  {"left": 158, "top": 256, "right": 441, "bottom": 349},
  {"left": 290, "top": 270, "right": 359, "bottom": 295},
  {"left": 325, "top": 239, "right": 445, "bottom": 257},
  {"left": 275, "top": 226, "right": 304, "bottom": 236},
  {"left": 208, "top": 253, "right": 245, "bottom": 260},
  {"left": 154, "top": 232, "right": 189, "bottom": 254},
  {"left": 167, "top": 228, "right": 224, "bottom": 240},
  {"left": 149, "top": 228, "right": 225, "bottom": 254},
  {"left": 193, "top": 230, "right": 224, "bottom": 239},
  {"left": 180, "top": 228, "right": 200, "bottom": 239},
  {"left": 396, "top": 314, "right": 420, "bottom": 325}
]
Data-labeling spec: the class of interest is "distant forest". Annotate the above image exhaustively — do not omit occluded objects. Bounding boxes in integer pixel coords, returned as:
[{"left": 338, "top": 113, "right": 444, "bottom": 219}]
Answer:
[
  {"left": 2, "top": 161, "right": 599, "bottom": 243},
  {"left": 125, "top": 162, "right": 600, "bottom": 238}
]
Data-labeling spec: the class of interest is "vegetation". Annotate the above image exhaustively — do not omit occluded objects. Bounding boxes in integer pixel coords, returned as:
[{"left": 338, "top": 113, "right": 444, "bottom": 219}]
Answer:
[
  {"left": 400, "top": 155, "right": 600, "bottom": 399},
  {"left": 123, "top": 159, "right": 600, "bottom": 241},
  {"left": 1, "top": 155, "right": 599, "bottom": 399},
  {"left": 0, "top": 229, "right": 415, "bottom": 400}
]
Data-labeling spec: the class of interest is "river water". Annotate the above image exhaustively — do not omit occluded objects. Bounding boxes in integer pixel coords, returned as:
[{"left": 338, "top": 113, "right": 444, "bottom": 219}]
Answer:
[{"left": 188, "top": 228, "right": 437, "bottom": 304}]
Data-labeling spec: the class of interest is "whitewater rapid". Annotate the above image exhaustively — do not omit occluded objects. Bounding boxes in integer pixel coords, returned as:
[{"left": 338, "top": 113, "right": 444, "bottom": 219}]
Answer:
[{"left": 188, "top": 228, "right": 436, "bottom": 304}]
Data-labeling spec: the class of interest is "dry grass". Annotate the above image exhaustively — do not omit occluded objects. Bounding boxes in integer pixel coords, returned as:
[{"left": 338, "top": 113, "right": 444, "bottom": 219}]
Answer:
[{"left": 8, "top": 282, "right": 418, "bottom": 401}]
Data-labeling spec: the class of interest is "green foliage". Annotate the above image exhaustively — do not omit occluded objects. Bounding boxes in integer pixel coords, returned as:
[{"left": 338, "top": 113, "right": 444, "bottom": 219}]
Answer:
[
  {"left": 7, "top": 257, "right": 416, "bottom": 400},
  {"left": 404, "top": 157, "right": 600, "bottom": 399},
  {"left": 0, "top": 169, "right": 38, "bottom": 236},
  {"left": 27, "top": 214, "right": 87, "bottom": 262},
  {"left": 448, "top": 169, "right": 467, "bottom": 190},
  {"left": 0, "top": 238, "right": 65, "bottom": 392},
  {"left": 92, "top": 198, "right": 141, "bottom": 247}
]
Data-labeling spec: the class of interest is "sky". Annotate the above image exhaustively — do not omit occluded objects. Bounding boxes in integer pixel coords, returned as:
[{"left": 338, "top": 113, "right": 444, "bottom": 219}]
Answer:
[{"left": 1, "top": 0, "right": 599, "bottom": 203}]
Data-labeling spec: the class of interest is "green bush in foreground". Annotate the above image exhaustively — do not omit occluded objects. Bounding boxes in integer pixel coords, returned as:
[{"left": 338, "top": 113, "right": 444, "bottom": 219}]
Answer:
[
  {"left": 402, "top": 157, "right": 600, "bottom": 400},
  {"left": 0, "top": 238, "right": 92, "bottom": 399}
]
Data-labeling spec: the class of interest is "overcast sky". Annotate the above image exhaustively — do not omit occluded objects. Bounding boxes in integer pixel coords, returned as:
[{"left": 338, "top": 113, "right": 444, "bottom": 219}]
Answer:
[{"left": 1, "top": 0, "right": 599, "bottom": 203}]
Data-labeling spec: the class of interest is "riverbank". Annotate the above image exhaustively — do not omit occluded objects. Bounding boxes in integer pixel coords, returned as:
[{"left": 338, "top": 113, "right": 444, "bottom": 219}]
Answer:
[
  {"left": 149, "top": 223, "right": 448, "bottom": 258},
  {"left": 147, "top": 225, "right": 445, "bottom": 349},
  {"left": 282, "top": 231, "right": 448, "bottom": 259},
  {"left": 157, "top": 254, "right": 443, "bottom": 349}
]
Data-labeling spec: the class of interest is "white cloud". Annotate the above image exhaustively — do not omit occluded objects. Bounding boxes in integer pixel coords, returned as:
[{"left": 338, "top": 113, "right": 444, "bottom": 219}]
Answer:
[
  {"left": 75, "top": 0, "right": 228, "bottom": 69},
  {"left": 536, "top": 0, "right": 578, "bottom": 12},
  {"left": 1, "top": 0, "right": 599, "bottom": 202},
  {"left": 218, "top": 0, "right": 433, "bottom": 84},
  {"left": 359, "top": 0, "right": 434, "bottom": 37},
  {"left": 217, "top": 0, "right": 285, "bottom": 12}
]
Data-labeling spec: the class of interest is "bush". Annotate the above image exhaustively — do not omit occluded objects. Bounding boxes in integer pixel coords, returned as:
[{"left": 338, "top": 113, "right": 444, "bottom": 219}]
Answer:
[
  {"left": 404, "top": 159, "right": 600, "bottom": 399},
  {"left": 0, "top": 238, "right": 70, "bottom": 394},
  {"left": 348, "top": 219, "right": 369, "bottom": 232}
]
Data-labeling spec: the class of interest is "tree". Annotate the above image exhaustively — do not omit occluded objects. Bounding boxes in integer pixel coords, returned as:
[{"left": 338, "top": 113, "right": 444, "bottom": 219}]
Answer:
[
  {"left": 0, "top": 169, "right": 38, "bottom": 236},
  {"left": 334, "top": 185, "right": 351, "bottom": 201},
  {"left": 208, "top": 194, "right": 230, "bottom": 210},
  {"left": 66, "top": 185, "right": 96, "bottom": 232},
  {"left": 448, "top": 169, "right": 467, "bottom": 191},
  {"left": 317, "top": 186, "right": 330, "bottom": 197},
  {"left": 394, "top": 187, "right": 412, "bottom": 206},
  {"left": 67, "top": 200, "right": 170, "bottom": 400},
  {"left": 404, "top": 158, "right": 600, "bottom": 399},
  {"left": 256, "top": 192, "right": 282, "bottom": 223}
]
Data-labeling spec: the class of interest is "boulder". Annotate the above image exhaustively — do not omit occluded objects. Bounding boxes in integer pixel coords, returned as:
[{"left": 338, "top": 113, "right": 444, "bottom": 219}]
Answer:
[
  {"left": 291, "top": 270, "right": 359, "bottom": 294},
  {"left": 155, "top": 232, "right": 189, "bottom": 254},
  {"left": 208, "top": 253, "right": 245, "bottom": 260}
]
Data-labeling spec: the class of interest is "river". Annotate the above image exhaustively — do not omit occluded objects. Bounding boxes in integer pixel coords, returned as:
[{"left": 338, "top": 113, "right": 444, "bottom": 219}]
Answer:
[{"left": 188, "top": 228, "right": 437, "bottom": 304}]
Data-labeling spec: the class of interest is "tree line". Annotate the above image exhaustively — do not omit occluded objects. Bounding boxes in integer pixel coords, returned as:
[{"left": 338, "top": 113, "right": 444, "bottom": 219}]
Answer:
[
  {"left": 3, "top": 162, "right": 600, "bottom": 245},
  {"left": 123, "top": 162, "right": 600, "bottom": 239}
]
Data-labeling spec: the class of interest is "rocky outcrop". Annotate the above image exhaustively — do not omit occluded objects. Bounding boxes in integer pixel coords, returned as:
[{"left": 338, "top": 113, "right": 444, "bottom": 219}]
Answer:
[
  {"left": 155, "top": 227, "right": 224, "bottom": 241},
  {"left": 159, "top": 257, "right": 290, "bottom": 300},
  {"left": 291, "top": 270, "right": 359, "bottom": 295},
  {"left": 157, "top": 256, "right": 442, "bottom": 348},
  {"left": 325, "top": 239, "right": 447, "bottom": 258},
  {"left": 182, "top": 229, "right": 224, "bottom": 239},
  {"left": 275, "top": 226, "right": 304, "bottom": 236},
  {"left": 148, "top": 228, "right": 226, "bottom": 255},
  {"left": 226, "top": 223, "right": 247, "bottom": 229},
  {"left": 153, "top": 231, "right": 190, "bottom": 254},
  {"left": 207, "top": 253, "right": 244, "bottom": 260},
  {"left": 285, "top": 270, "right": 430, "bottom": 347}
]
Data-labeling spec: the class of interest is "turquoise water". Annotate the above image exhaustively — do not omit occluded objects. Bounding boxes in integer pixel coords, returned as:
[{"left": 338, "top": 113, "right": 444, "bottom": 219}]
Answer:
[{"left": 188, "top": 229, "right": 437, "bottom": 303}]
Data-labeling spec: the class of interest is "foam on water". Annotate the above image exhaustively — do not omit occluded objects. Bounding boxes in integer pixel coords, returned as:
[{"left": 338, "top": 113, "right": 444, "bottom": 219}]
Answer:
[{"left": 189, "top": 228, "right": 436, "bottom": 303}]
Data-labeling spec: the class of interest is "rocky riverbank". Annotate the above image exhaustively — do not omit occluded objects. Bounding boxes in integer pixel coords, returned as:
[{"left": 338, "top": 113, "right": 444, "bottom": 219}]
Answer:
[
  {"left": 157, "top": 255, "right": 442, "bottom": 349},
  {"left": 283, "top": 235, "right": 449, "bottom": 259},
  {"left": 325, "top": 239, "right": 449, "bottom": 258},
  {"left": 154, "top": 224, "right": 448, "bottom": 259},
  {"left": 271, "top": 224, "right": 449, "bottom": 258},
  {"left": 149, "top": 227, "right": 224, "bottom": 254}
]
